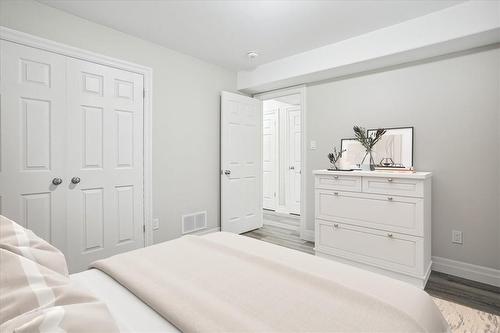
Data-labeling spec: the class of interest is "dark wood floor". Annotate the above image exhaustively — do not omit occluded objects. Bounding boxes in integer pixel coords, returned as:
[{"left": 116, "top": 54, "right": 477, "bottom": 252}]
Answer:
[
  {"left": 243, "top": 223, "right": 315, "bottom": 255},
  {"left": 243, "top": 224, "right": 500, "bottom": 315},
  {"left": 426, "top": 271, "right": 500, "bottom": 315}
]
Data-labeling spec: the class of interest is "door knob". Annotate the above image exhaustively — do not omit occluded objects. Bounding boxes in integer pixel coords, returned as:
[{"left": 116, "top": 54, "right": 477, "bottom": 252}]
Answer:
[
  {"left": 71, "top": 177, "right": 81, "bottom": 184},
  {"left": 52, "top": 177, "right": 63, "bottom": 186},
  {"left": 224, "top": 170, "right": 231, "bottom": 176},
  {"left": 289, "top": 166, "right": 295, "bottom": 170}
]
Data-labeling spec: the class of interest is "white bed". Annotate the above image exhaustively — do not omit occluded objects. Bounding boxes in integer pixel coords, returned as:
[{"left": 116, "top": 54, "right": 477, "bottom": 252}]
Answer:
[
  {"left": 1, "top": 213, "right": 448, "bottom": 333},
  {"left": 71, "top": 269, "right": 180, "bottom": 333},
  {"left": 70, "top": 232, "right": 449, "bottom": 333}
]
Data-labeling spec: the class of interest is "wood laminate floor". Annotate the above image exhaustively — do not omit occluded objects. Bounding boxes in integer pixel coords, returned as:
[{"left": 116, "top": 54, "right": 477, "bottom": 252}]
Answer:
[
  {"left": 426, "top": 271, "right": 500, "bottom": 316},
  {"left": 243, "top": 222, "right": 314, "bottom": 255},
  {"left": 243, "top": 224, "right": 500, "bottom": 317}
]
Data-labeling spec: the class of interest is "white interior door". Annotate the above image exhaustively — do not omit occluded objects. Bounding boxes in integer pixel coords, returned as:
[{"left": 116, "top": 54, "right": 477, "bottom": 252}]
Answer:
[
  {"left": 66, "top": 58, "right": 144, "bottom": 272},
  {"left": 262, "top": 109, "right": 277, "bottom": 210},
  {"left": 0, "top": 40, "right": 68, "bottom": 252},
  {"left": 286, "top": 107, "right": 301, "bottom": 215},
  {"left": 221, "top": 91, "right": 262, "bottom": 234}
]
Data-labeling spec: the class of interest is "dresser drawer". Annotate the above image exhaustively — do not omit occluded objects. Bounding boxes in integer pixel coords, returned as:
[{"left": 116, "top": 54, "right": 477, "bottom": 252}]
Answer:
[
  {"left": 315, "top": 175, "right": 361, "bottom": 192},
  {"left": 316, "top": 221, "right": 423, "bottom": 276},
  {"left": 315, "top": 190, "right": 423, "bottom": 236},
  {"left": 362, "top": 177, "right": 424, "bottom": 197}
]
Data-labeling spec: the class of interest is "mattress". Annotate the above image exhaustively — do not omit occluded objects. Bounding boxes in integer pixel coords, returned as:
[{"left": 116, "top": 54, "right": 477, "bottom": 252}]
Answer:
[{"left": 70, "top": 269, "right": 180, "bottom": 333}]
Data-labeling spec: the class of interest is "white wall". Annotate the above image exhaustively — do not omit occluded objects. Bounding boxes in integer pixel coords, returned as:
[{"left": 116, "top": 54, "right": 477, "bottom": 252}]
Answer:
[
  {"left": 0, "top": 0, "right": 236, "bottom": 243},
  {"left": 306, "top": 47, "right": 500, "bottom": 270}
]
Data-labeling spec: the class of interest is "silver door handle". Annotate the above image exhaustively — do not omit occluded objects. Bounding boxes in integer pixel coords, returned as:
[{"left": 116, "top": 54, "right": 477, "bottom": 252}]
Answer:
[
  {"left": 224, "top": 170, "right": 231, "bottom": 176},
  {"left": 289, "top": 166, "right": 295, "bottom": 170},
  {"left": 71, "top": 177, "right": 81, "bottom": 184},
  {"left": 52, "top": 177, "right": 63, "bottom": 186}
]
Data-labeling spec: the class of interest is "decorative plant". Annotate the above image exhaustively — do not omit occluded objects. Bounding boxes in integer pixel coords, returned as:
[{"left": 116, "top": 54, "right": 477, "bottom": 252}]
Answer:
[
  {"left": 328, "top": 146, "right": 345, "bottom": 170},
  {"left": 353, "top": 126, "right": 386, "bottom": 170}
]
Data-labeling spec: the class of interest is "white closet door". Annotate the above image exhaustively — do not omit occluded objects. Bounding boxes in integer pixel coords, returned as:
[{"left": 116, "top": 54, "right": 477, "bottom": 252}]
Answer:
[
  {"left": 66, "top": 58, "right": 144, "bottom": 272},
  {"left": 221, "top": 91, "right": 263, "bottom": 234},
  {"left": 286, "top": 107, "right": 301, "bottom": 215},
  {"left": 262, "top": 109, "right": 277, "bottom": 210},
  {"left": 0, "top": 41, "right": 68, "bottom": 252}
]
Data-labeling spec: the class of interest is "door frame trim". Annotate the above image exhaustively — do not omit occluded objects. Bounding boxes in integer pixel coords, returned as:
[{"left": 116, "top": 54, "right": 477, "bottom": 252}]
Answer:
[
  {"left": 254, "top": 86, "right": 309, "bottom": 241},
  {"left": 0, "top": 26, "right": 154, "bottom": 246}
]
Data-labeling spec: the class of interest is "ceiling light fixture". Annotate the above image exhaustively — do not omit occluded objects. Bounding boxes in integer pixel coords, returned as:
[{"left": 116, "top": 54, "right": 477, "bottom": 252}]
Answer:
[{"left": 247, "top": 51, "right": 259, "bottom": 59}]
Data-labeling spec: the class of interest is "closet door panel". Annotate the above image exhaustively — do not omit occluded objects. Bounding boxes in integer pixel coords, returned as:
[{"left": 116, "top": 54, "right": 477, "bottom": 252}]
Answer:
[
  {"left": 66, "top": 58, "right": 144, "bottom": 272},
  {"left": 0, "top": 40, "right": 67, "bottom": 252}
]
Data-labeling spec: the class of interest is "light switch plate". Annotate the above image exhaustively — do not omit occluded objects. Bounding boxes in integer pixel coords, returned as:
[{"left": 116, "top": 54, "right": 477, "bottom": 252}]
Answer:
[
  {"left": 153, "top": 218, "right": 160, "bottom": 230},
  {"left": 452, "top": 230, "right": 463, "bottom": 244},
  {"left": 310, "top": 140, "right": 317, "bottom": 150}
]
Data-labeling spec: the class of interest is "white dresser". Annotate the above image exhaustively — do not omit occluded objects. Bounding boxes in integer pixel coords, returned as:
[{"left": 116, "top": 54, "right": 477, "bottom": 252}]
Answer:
[{"left": 313, "top": 170, "right": 432, "bottom": 288}]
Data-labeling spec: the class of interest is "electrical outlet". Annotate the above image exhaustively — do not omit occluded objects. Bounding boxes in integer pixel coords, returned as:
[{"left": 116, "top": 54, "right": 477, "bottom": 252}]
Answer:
[
  {"left": 152, "top": 218, "right": 160, "bottom": 230},
  {"left": 452, "top": 230, "right": 463, "bottom": 244}
]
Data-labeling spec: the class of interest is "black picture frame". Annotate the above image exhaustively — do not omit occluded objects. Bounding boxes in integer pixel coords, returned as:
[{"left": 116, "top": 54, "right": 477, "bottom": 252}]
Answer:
[
  {"left": 367, "top": 126, "right": 414, "bottom": 167},
  {"left": 340, "top": 138, "right": 365, "bottom": 169},
  {"left": 340, "top": 138, "right": 357, "bottom": 152}
]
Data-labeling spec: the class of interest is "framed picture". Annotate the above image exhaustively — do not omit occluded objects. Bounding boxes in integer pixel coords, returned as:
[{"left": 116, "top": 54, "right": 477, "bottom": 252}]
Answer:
[
  {"left": 367, "top": 127, "right": 413, "bottom": 168},
  {"left": 340, "top": 138, "right": 365, "bottom": 169}
]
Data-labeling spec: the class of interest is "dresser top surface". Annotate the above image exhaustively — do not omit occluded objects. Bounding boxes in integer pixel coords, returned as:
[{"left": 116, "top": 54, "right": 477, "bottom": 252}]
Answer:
[{"left": 313, "top": 169, "right": 432, "bottom": 179}]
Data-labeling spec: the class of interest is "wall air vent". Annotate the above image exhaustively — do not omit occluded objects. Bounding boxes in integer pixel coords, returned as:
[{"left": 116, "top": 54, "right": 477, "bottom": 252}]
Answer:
[{"left": 182, "top": 211, "right": 207, "bottom": 234}]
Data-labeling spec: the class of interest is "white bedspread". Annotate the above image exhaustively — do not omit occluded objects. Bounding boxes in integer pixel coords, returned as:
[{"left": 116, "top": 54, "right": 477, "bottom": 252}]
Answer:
[{"left": 93, "top": 232, "right": 449, "bottom": 333}]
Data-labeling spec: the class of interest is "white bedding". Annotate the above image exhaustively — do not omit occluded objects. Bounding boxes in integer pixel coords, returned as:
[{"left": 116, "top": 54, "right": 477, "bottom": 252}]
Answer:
[
  {"left": 70, "top": 269, "right": 180, "bottom": 333},
  {"left": 91, "top": 232, "right": 449, "bottom": 333}
]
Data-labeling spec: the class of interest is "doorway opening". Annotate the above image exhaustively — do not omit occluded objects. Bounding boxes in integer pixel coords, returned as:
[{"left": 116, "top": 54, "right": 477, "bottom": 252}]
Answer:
[{"left": 262, "top": 93, "right": 302, "bottom": 231}]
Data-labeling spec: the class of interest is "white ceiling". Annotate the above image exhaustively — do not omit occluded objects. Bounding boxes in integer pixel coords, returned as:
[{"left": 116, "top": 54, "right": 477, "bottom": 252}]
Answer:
[{"left": 39, "top": 0, "right": 465, "bottom": 71}]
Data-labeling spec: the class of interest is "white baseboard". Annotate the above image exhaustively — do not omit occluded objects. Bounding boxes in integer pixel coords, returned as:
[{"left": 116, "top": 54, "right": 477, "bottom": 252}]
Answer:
[
  {"left": 300, "top": 229, "right": 314, "bottom": 242},
  {"left": 189, "top": 226, "right": 220, "bottom": 236},
  {"left": 432, "top": 256, "right": 500, "bottom": 287},
  {"left": 264, "top": 219, "right": 299, "bottom": 231}
]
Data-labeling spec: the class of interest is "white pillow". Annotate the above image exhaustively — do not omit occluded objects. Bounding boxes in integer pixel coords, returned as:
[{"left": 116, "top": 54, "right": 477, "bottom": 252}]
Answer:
[
  {"left": 0, "top": 215, "right": 68, "bottom": 276},
  {"left": 0, "top": 249, "right": 119, "bottom": 332}
]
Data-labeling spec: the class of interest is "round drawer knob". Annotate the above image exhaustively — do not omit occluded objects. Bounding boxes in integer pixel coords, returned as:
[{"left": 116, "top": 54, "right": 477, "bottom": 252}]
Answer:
[{"left": 387, "top": 233, "right": 393, "bottom": 238}]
